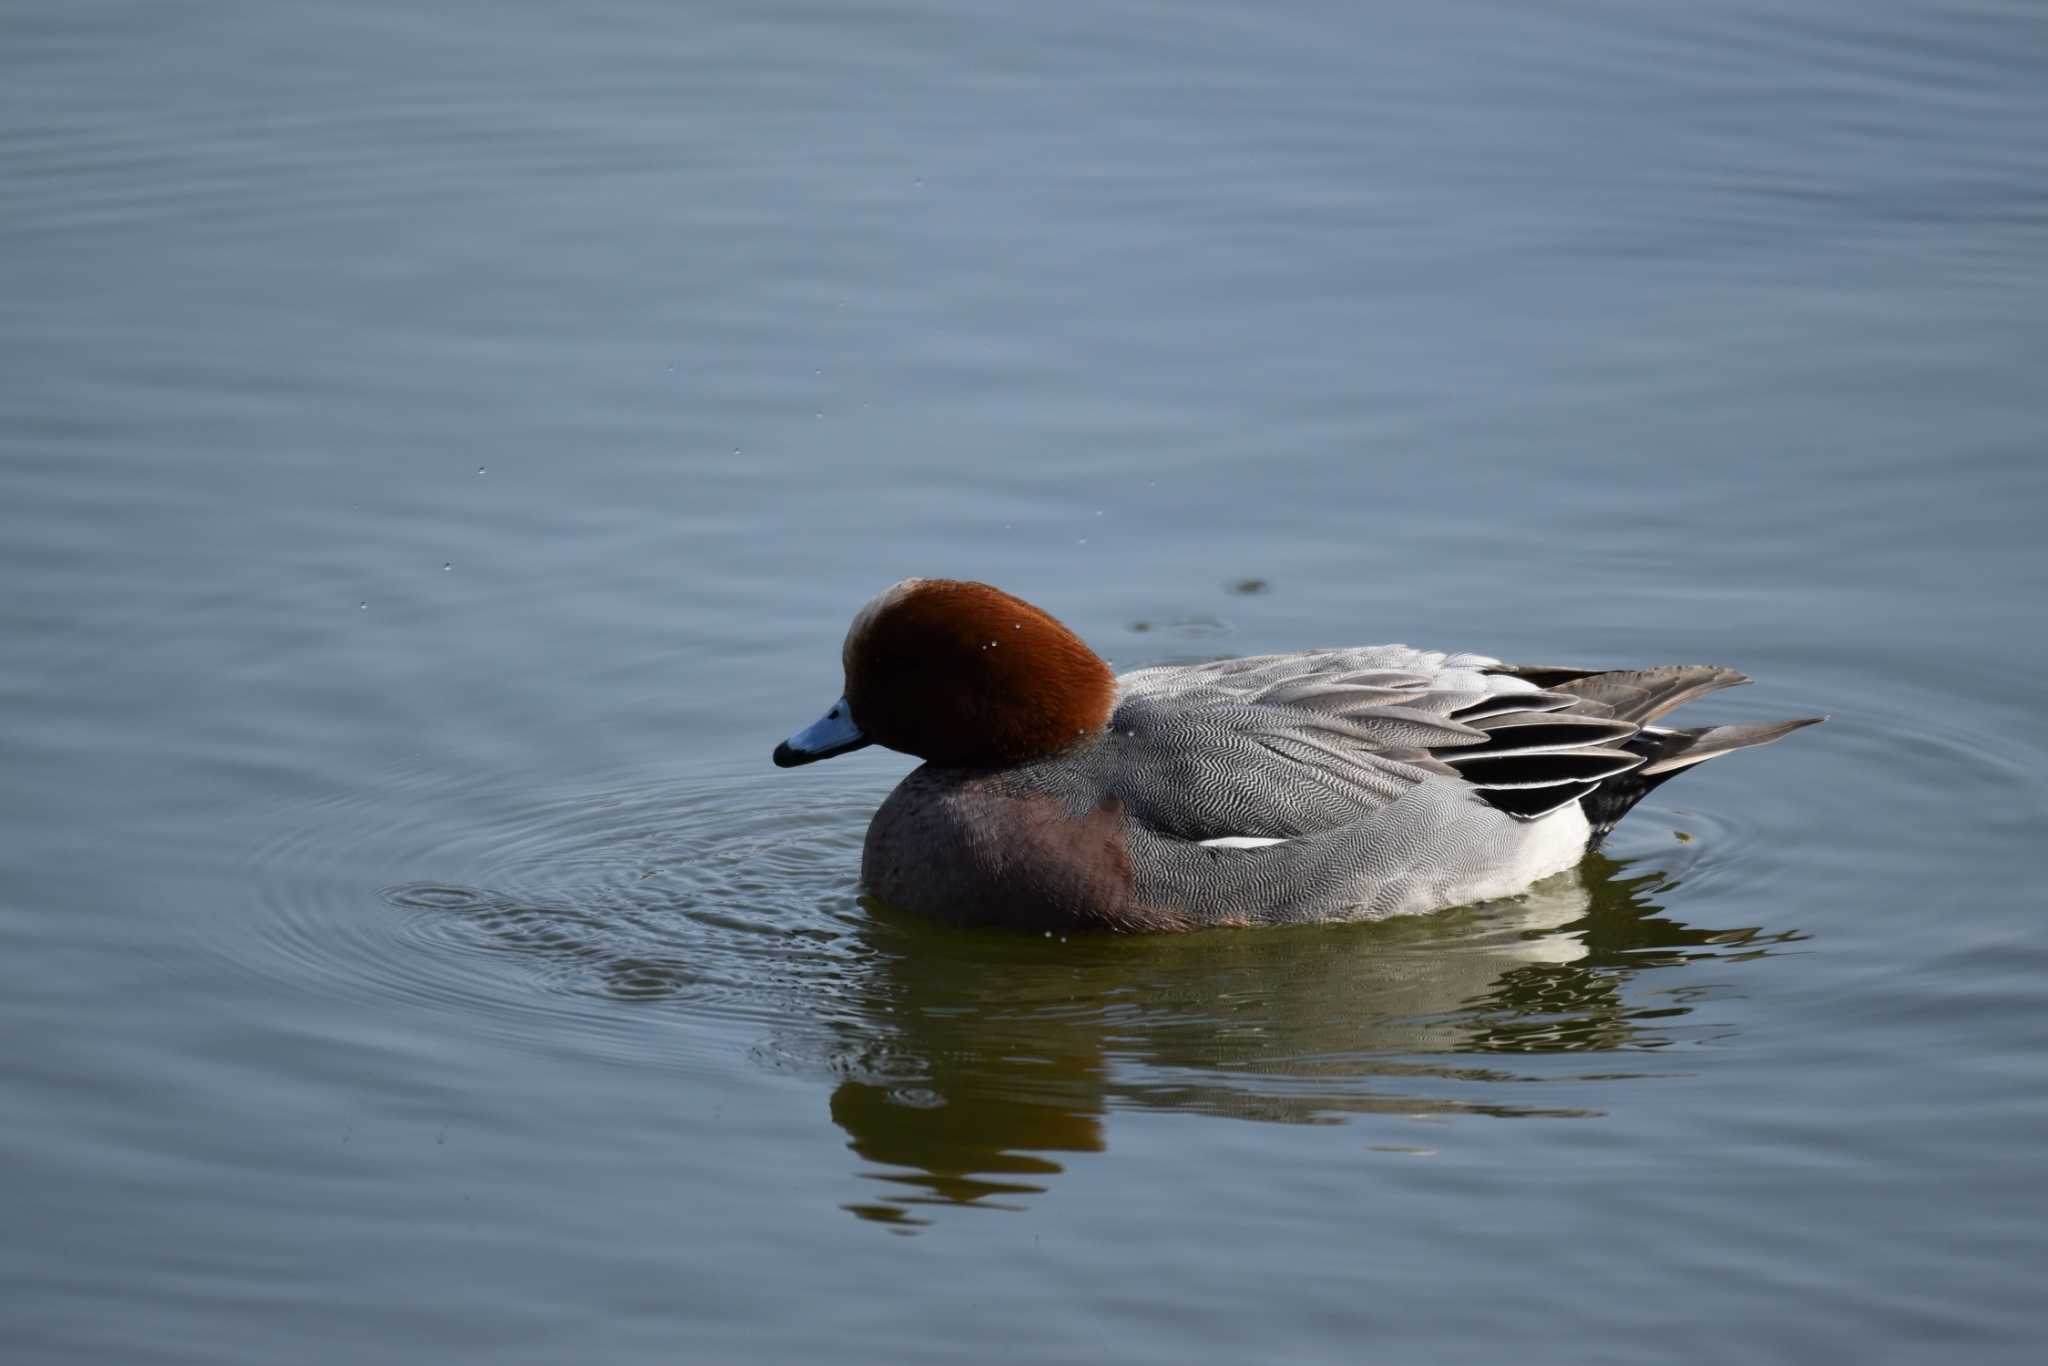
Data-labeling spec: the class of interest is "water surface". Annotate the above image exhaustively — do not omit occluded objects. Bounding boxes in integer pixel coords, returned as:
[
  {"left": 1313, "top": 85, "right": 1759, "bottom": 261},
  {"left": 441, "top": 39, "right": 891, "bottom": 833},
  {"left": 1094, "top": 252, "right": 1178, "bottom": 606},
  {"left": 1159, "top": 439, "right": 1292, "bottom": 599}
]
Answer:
[{"left": 5, "top": 1, "right": 2047, "bottom": 1362}]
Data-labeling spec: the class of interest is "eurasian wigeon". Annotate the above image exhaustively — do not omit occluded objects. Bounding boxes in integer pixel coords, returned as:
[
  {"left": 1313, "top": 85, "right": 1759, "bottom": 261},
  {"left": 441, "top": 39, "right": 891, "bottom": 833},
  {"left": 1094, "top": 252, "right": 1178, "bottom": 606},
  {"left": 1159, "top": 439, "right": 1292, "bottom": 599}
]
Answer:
[{"left": 774, "top": 578, "right": 1821, "bottom": 932}]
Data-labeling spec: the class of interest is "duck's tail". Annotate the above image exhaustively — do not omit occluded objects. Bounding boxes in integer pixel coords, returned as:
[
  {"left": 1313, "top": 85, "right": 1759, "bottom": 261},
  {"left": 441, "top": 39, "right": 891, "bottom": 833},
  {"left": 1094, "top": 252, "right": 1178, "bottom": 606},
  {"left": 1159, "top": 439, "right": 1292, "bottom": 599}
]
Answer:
[
  {"left": 1580, "top": 715, "right": 1824, "bottom": 844},
  {"left": 1516, "top": 665, "right": 1824, "bottom": 846}
]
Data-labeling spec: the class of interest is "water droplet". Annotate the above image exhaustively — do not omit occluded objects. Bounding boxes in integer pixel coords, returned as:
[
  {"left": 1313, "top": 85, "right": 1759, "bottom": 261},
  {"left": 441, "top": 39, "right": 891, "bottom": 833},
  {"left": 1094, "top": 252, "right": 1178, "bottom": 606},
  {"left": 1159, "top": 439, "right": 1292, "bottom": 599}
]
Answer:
[
  {"left": 442, "top": 562, "right": 452, "bottom": 572},
  {"left": 358, "top": 600, "right": 367, "bottom": 610},
  {"left": 476, "top": 465, "right": 486, "bottom": 475},
  {"left": 1077, "top": 537, "right": 1088, "bottom": 546}
]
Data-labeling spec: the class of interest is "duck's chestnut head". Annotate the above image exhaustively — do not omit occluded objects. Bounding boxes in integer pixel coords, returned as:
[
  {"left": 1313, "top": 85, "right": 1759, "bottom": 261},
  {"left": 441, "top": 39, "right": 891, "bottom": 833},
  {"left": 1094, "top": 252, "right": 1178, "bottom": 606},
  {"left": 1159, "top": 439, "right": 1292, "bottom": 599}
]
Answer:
[{"left": 774, "top": 578, "right": 1115, "bottom": 769}]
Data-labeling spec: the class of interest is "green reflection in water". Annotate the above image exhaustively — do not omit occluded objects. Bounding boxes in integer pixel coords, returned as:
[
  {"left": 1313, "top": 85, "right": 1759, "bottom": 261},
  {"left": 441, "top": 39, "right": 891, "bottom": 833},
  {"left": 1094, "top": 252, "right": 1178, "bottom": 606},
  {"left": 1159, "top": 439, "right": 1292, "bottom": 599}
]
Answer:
[{"left": 823, "top": 853, "right": 1804, "bottom": 1230}]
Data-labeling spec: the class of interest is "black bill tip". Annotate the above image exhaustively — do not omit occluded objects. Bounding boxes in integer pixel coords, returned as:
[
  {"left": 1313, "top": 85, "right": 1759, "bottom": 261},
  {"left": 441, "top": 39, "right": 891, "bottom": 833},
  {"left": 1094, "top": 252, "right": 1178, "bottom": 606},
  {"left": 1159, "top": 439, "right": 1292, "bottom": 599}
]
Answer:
[{"left": 773, "top": 734, "right": 872, "bottom": 768}]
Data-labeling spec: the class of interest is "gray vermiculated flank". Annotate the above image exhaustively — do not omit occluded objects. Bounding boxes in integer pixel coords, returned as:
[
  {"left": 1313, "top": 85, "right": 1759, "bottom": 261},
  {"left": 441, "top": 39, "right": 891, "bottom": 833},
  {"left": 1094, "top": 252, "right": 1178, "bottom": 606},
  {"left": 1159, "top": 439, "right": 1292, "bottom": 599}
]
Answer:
[{"left": 997, "top": 646, "right": 1819, "bottom": 924}]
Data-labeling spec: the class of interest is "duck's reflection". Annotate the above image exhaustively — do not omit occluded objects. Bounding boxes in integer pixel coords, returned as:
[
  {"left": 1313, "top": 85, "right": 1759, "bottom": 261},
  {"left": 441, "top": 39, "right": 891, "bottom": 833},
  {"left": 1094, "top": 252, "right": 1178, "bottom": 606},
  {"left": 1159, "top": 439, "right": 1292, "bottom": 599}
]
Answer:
[{"left": 824, "top": 851, "right": 1803, "bottom": 1229}]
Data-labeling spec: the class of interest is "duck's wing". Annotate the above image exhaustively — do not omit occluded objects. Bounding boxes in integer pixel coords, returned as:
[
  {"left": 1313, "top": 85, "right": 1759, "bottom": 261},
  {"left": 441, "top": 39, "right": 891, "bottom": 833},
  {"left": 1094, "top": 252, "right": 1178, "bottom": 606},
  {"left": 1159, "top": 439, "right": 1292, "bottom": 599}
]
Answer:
[{"left": 1103, "top": 649, "right": 1803, "bottom": 842}]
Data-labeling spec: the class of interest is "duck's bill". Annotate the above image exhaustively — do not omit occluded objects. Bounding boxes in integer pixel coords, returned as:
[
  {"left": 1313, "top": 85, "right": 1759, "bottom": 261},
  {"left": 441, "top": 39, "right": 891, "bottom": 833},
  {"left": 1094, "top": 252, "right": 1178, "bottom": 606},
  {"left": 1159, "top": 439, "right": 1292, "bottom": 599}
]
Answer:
[{"left": 773, "top": 696, "right": 872, "bottom": 768}]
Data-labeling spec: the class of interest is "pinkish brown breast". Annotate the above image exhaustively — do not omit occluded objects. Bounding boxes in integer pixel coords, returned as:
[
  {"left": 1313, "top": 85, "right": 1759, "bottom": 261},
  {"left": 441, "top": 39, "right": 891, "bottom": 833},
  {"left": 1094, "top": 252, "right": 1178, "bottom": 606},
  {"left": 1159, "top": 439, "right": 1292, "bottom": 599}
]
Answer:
[{"left": 861, "top": 767, "right": 1189, "bottom": 932}]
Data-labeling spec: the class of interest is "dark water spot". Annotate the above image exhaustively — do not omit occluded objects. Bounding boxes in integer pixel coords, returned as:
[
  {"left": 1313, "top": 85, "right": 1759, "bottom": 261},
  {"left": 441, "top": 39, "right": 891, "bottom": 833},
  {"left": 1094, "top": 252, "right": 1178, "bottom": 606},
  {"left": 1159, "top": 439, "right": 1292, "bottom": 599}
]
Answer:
[{"left": 1128, "top": 614, "right": 1232, "bottom": 640}]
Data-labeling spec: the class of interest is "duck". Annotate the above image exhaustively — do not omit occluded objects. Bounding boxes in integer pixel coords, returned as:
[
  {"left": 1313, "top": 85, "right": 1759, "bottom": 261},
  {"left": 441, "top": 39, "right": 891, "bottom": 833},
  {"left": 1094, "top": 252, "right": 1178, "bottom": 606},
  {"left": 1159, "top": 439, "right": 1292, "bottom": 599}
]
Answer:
[{"left": 773, "top": 578, "right": 1821, "bottom": 932}]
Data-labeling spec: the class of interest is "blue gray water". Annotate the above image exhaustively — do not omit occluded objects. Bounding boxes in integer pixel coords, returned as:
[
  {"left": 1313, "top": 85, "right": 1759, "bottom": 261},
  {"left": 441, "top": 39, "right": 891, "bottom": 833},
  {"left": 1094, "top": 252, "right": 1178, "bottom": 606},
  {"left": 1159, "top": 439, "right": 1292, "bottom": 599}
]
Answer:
[{"left": 5, "top": 1, "right": 2046, "bottom": 1361}]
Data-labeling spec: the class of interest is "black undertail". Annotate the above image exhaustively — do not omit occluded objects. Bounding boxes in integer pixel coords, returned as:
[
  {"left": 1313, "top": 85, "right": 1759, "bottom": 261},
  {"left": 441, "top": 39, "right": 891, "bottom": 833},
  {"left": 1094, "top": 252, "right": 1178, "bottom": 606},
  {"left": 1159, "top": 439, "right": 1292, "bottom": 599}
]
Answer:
[{"left": 1442, "top": 664, "right": 1823, "bottom": 847}]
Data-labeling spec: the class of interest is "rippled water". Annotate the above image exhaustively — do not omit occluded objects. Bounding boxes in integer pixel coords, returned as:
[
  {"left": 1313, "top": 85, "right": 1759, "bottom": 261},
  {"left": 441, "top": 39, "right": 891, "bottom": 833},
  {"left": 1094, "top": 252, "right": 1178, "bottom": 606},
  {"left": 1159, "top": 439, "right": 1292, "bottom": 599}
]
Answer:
[{"left": 6, "top": 1, "right": 2047, "bottom": 1361}]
